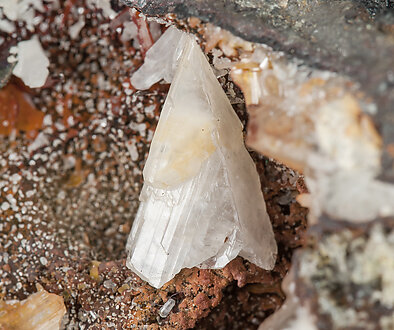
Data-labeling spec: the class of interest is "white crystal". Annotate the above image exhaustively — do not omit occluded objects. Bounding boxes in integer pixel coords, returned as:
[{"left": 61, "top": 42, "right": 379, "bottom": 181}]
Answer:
[
  {"left": 86, "top": 0, "right": 116, "bottom": 19},
  {"left": 69, "top": 16, "right": 85, "bottom": 40},
  {"left": 130, "top": 27, "right": 190, "bottom": 90},
  {"left": 0, "top": 19, "right": 15, "bottom": 33},
  {"left": 12, "top": 36, "right": 49, "bottom": 88},
  {"left": 126, "top": 27, "right": 277, "bottom": 288},
  {"left": 121, "top": 21, "right": 138, "bottom": 43},
  {"left": 159, "top": 298, "right": 176, "bottom": 318}
]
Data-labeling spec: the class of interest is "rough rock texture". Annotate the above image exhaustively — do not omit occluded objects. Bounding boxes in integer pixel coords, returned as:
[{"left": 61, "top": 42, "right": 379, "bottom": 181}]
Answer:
[
  {"left": 122, "top": 0, "right": 394, "bottom": 181},
  {"left": 0, "top": 44, "right": 14, "bottom": 88},
  {"left": 262, "top": 219, "right": 394, "bottom": 330}
]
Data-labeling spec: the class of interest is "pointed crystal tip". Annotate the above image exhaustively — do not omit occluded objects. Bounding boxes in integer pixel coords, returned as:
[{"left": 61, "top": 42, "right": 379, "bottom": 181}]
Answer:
[{"left": 126, "top": 27, "right": 277, "bottom": 288}]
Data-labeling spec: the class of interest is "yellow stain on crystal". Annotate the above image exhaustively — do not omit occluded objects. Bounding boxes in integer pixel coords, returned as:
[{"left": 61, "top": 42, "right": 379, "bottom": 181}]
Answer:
[
  {"left": 232, "top": 62, "right": 262, "bottom": 105},
  {"left": 153, "top": 112, "right": 216, "bottom": 187}
]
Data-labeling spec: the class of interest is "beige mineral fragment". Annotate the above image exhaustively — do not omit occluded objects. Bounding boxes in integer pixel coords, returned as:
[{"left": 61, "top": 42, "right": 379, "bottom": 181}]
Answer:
[{"left": 0, "top": 284, "right": 66, "bottom": 330}]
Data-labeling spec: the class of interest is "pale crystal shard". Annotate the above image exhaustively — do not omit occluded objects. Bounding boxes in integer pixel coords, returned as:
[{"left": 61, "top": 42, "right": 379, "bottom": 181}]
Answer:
[
  {"left": 12, "top": 36, "right": 49, "bottom": 88},
  {"left": 0, "top": 284, "right": 66, "bottom": 330},
  {"left": 126, "top": 27, "right": 277, "bottom": 288},
  {"left": 130, "top": 27, "right": 189, "bottom": 90}
]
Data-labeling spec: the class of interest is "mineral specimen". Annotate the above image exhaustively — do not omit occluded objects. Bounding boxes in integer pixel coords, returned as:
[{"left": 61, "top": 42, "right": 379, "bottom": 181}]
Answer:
[
  {"left": 123, "top": 0, "right": 394, "bottom": 181},
  {"left": 0, "top": 1, "right": 303, "bottom": 329},
  {"left": 126, "top": 27, "right": 277, "bottom": 288}
]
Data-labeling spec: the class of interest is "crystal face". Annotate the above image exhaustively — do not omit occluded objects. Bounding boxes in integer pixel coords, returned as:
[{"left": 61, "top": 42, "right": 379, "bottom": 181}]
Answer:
[{"left": 126, "top": 27, "right": 277, "bottom": 288}]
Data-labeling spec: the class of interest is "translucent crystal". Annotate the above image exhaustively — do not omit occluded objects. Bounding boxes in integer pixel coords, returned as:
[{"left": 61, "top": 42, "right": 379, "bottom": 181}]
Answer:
[
  {"left": 159, "top": 298, "right": 176, "bottom": 318},
  {"left": 126, "top": 27, "right": 277, "bottom": 288},
  {"left": 131, "top": 27, "right": 189, "bottom": 90}
]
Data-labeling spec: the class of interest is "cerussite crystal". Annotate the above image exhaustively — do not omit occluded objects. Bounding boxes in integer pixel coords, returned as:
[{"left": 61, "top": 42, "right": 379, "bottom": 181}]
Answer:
[{"left": 126, "top": 27, "right": 277, "bottom": 288}]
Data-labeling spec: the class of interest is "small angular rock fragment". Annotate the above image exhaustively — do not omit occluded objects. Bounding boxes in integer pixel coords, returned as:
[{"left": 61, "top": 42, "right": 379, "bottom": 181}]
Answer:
[
  {"left": 11, "top": 36, "right": 49, "bottom": 88},
  {"left": 0, "top": 284, "right": 66, "bottom": 330},
  {"left": 126, "top": 27, "right": 277, "bottom": 288}
]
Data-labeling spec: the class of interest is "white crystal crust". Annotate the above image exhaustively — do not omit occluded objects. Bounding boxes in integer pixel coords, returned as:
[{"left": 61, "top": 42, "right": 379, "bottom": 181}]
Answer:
[{"left": 126, "top": 27, "right": 277, "bottom": 288}]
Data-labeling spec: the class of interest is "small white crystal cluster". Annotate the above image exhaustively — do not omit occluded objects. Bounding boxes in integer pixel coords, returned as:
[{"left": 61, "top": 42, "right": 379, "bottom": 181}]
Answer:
[
  {"left": 86, "top": 0, "right": 116, "bottom": 19},
  {"left": 126, "top": 27, "right": 277, "bottom": 288},
  {"left": 0, "top": 0, "right": 51, "bottom": 88},
  {"left": 231, "top": 45, "right": 394, "bottom": 223}
]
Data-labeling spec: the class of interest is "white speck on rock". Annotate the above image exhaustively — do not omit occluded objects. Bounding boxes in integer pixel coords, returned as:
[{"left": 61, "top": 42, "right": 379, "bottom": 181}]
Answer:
[
  {"left": 28, "top": 132, "right": 49, "bottom": 153},
  {"left": 26, "top": 190, "right": 35, "bottom": 198},
  {"left": 7, "top": 54, "right": 18, "bottom": 63},
  {"left": 1, "top": 202, "right": 10, "bottom": 211},
  {"left": 43, "top": 114, "right": 52, "bottom": 126},
  {"left": 144, "top": 104, "right": 155, "bottom": 116},
  {"left": 69, "top": 16, "right": 85, "bottom": 40},
  {"left": 39, "top": 257, "right": 48, "bottom": 266},
  {"left": 103, "top": 280, "right": 116, "bottom": 290},
  {"left": 126, "top": 142, "right": 139, "bottom": 161},
  {"left": 10, "top": 173, "right": 22, "bottom": 184}
]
